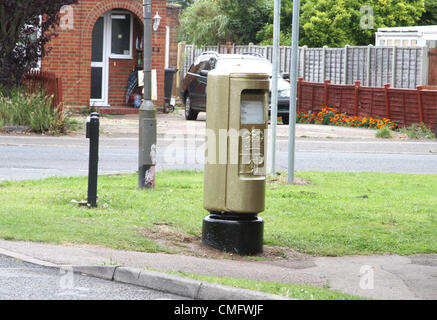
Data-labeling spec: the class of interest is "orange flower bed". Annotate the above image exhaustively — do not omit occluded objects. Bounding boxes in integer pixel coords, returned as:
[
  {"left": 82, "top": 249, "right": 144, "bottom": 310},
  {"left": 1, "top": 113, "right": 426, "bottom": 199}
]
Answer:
[{"left": 296, "top": 107, "right": 398, "bottom": 130}]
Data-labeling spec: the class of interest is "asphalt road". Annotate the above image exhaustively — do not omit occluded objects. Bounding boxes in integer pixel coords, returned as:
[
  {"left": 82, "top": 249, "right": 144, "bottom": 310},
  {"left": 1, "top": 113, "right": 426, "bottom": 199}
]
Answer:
[
  {"left": 0, "top": 254, "right": 187, "bottom": 300},
  {"left": 1, "top": 134, "right": 437, "bottom": 181}
]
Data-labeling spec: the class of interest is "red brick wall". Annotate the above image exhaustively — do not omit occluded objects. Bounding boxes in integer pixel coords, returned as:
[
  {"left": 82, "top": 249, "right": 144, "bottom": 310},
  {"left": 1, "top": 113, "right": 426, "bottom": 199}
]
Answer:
[{"left": 42, "top": 0, "right": 167, "bottom": 109}]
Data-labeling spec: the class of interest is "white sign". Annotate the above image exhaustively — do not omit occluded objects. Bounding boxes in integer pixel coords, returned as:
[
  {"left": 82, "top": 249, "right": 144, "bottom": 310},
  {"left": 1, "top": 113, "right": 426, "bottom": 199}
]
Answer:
[
  {"left": 241, "top": 100, "right": 264, "bottom": 124},
  {"left": 138, "top": 69, "right": 157, "bottom": 100}
]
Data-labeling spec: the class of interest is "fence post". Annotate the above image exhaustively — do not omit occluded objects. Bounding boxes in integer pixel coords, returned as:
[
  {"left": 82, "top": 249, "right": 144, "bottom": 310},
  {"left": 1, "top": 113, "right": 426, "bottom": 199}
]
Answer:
[
  {"left": 226, "top": 42, "right": 231, "bottom": 54},
  {"left": 421, "top": 46, "right": 429, "bottom": 86},
  {"left": 344, "top": 44, "right": 350, "bottom": 84},
  {"left": 298, "top": 77, "right": 303, "bottom": 112},
  {"left": 191, "top": 44, "right": 195, "bottom": 68},
  {"left": 354, "top": 80, "right": 360, "bottom": 116},
  {"left": 176, "top": 42, "right": 185, "bottom": 94},
  {"left": 302, "top": 45, "right": 307, "bottom": 80},
  {"left": 367, "top": 44, "right": 372, "bottom": 86},
  {"left": 384, "top": 83, "right": 391, "bottom": 119},
  {"left": 391, "top": 46, "right": 397, "bottom": 88},
  {"left": 324, "top": 79, "right": 331, "bottom": 107},
  {"left": 249, "top": 42, "right": 254, "bottom": 53},
  {"left": 56, "top": 77, "right": 64, "bottom": 113},
  {"left": 322, "top": 45, "right": 328, "bottom": 82},
  {"left": 417, "top": 85, "right": 424, "bottom": 123}
]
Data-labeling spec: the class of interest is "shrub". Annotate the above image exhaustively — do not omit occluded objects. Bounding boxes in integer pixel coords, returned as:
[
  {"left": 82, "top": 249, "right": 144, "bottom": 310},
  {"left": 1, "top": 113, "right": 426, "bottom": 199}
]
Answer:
[
  {"left": 400, "top": 123, "right": 435, "bottom": 139},
  {"left": 0, "top": 87, "right": 69, "bottom": 134},
  {"left": 375, "top": 126, "right": 392, "bottom": 139}
]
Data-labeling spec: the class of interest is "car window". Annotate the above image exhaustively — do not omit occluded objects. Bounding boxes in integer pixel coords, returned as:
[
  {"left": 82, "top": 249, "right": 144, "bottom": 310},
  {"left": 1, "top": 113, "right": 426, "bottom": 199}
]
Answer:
[
  {"left": 189, "top": 58, "right": 210, "bottom": 75},
  {"left": 208, "top": 58, "right": 217, "bottom": 70},
  {"left": 188, "top": 62, "right": 200, "bottom": 75}
]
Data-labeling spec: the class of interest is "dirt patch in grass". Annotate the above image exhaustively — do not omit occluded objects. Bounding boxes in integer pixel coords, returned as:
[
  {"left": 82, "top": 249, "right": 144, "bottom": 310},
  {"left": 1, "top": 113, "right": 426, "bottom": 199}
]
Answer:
[
  {"left": 138, "top": 224, "right": 306, "bottom": 262},
  {"left": 268, "top": 173, "right": 312, "bottom": 186}
]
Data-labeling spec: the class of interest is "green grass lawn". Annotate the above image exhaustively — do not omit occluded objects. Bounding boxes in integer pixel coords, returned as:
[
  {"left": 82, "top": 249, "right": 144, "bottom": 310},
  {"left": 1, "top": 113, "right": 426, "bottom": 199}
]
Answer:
[
  {"left": 161, "top": 270, "right": 367, "bottom": 300},
  {"left": 0, "top": 170, "right": 436, "bottom": 256}
]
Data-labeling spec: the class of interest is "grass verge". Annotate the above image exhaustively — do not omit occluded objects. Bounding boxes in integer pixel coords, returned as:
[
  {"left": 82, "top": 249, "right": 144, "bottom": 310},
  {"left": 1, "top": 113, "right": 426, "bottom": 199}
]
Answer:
[
  {"left": 161, "top": 270, "right": 368, "bottom": 300},
  {"left": 0, "top": 171, "right": 436, "bottom": 256}
]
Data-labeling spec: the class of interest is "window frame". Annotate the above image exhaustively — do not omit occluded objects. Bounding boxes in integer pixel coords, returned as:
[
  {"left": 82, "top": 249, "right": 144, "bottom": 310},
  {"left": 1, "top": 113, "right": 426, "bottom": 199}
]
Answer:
[{"left": 108, "top": 11, "right": 133, "bottom": 60}]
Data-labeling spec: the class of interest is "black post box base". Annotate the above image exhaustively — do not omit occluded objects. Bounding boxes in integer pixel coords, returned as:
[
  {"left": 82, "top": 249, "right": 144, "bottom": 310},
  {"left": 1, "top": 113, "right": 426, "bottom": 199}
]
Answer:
[{"left": 202, "top": 213, "right": 263, "bottom": 255}]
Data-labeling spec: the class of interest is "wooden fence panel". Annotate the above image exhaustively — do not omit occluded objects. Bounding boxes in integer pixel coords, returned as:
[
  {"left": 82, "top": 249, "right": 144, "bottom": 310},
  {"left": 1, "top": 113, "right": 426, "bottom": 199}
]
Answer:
[
  {"left": 24, "top": 70, "right": 63, "bottom": 111},
  {"left": 427, "top": 48, "right": 437, "bottom": 86},
  {"left": 326, "top": 84, "right": 355, "bottom": 115},
  {"left": 296, "top": 79, "right": 437, "bottom": 132},
  {"left": 181, "top": 44, "right": 426, "bottom": 89},
  {"left": 299, "top": 82, "right": 324, "bottom": 111},
  {"left": 421, "top": 90, "right": 437, "bottom": 132}
]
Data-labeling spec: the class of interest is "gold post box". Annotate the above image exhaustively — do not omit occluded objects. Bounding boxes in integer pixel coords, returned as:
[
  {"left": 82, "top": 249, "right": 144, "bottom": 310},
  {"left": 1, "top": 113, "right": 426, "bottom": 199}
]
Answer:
[{"left": 202, "top": 65, "right": 269, "bottom": 255}]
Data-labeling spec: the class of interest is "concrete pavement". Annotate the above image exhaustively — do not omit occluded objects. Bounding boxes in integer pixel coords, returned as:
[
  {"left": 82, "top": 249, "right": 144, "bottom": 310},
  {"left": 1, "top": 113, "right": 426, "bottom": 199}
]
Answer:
[{"left": 0, "top": 239, "right": 435, "bottom": 300}]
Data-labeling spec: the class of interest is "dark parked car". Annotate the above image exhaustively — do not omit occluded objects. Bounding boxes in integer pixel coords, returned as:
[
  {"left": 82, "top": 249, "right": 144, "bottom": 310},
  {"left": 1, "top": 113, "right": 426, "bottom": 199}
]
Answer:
[{"left": 180, "top": 52, "right": 291, "bottom": 124}]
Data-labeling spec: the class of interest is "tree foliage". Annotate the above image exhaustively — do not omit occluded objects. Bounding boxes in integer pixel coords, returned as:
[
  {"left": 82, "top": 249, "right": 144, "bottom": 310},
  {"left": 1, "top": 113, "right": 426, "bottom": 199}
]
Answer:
[
  {"left": 0, "top": 0, "right": 78, "bottom": 88},
  {"left": 418, "top": 0, "right": 437, "bottom": 25},
  {"left": 179, "top": 0, "right": 271, "bottom": 45},
  {"left": 258, "top": 0, "right": 425, "bottom": 47},
  {"left": 179, "top": 0, "right": 429, "bottom": 47},
  {"left": 178, "top": 0, "right": 225, "bottom": 45}
]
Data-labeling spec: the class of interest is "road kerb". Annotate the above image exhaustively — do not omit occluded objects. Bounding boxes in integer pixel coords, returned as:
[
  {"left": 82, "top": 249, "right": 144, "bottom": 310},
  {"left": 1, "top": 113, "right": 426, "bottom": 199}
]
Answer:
[
  {"left": 112, "top": 267, "right": 293, "bottom": 300},
  {"left": 0, "top": 249, "right": 292, "bottom": 300}
]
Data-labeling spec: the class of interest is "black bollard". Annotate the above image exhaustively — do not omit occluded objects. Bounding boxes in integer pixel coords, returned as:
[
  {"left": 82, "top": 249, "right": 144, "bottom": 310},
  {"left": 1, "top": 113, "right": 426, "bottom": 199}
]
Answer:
[{"left": 86, "top": 112, "right": 100, "bottom": 207}]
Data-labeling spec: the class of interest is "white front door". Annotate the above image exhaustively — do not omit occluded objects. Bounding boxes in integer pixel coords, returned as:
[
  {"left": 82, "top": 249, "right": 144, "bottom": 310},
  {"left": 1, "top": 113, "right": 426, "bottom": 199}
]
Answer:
[
  {"left": 90, "top": 11, "right": 133, "bottom": 106},
  {"left": 90, "top": 15, "right": 109, "bottom": 106}
]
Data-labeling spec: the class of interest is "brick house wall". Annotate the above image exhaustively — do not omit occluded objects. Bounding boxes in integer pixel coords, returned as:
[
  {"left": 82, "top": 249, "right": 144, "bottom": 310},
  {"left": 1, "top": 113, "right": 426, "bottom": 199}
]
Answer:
[{"left": 41, "top": 0, "right": 168, "bottom": 109}]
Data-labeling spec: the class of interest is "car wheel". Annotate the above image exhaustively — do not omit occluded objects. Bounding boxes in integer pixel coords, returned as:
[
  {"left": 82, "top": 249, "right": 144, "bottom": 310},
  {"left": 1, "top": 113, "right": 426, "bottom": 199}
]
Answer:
[
  {"left": 282, "top": 115, "right": 289, "bottom": 125},
  {"left": 185, "top": 95, "right": 199, "bottom": 120}
]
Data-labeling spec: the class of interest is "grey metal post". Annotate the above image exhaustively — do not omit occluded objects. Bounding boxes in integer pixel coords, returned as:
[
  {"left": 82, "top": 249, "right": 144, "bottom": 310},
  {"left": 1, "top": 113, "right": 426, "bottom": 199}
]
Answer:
[
  {"left": 139, "top": 0, "right": 157, "bottom": 189},
  {"left": 268, "top": 0, "right": 281, "bottom": 175},
  {"left": 287, "top": 0, "right": 300, "bottom": 185}
]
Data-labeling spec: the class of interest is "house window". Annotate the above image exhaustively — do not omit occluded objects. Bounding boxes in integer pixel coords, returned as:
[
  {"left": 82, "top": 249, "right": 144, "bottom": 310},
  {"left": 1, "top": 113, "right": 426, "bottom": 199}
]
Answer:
[
  {"left": 110, "top": 13, "right": 132, "bottom": 58},
  {"left": 395, "top": 40, "right": 401, "bottom": 47},
  {"left": 403, "top": 40, "right": 410, "bottom": 47},
  {"left": 379, "top": 39, "right": 386, "bottom": 46},
  {"left": 411, "top": 40, "right": 417, "bottom": 47},
  {"left": 25, "top": 15, "right": 42, "bottom": 70}
]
